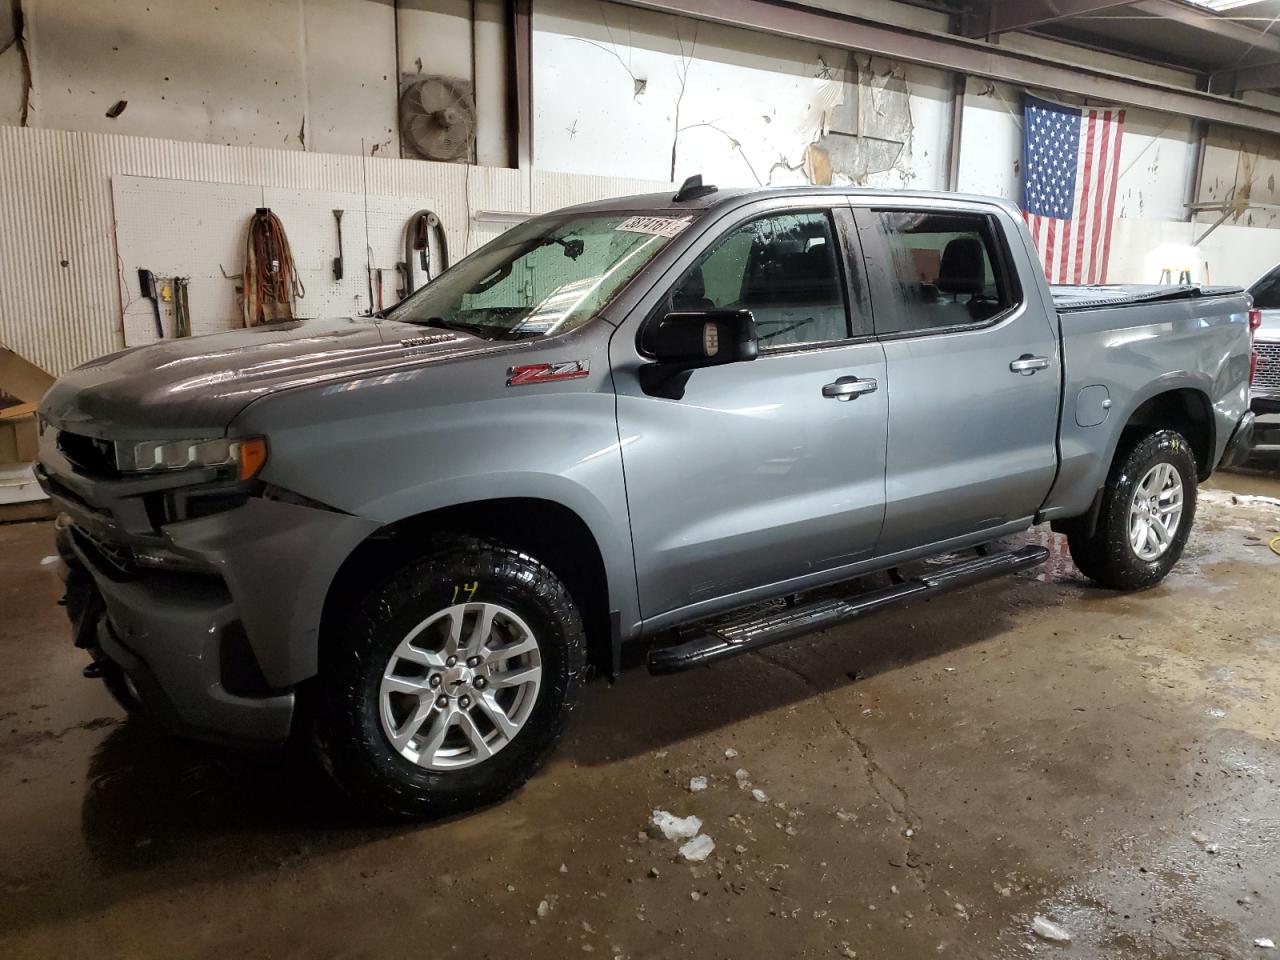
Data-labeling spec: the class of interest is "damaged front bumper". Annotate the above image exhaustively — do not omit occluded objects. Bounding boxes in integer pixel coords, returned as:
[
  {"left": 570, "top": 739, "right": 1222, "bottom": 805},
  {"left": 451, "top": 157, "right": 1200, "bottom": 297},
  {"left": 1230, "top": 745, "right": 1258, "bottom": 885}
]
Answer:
[
  {"left": 57, "top": 519, "right": 296, "bottom": 746},
  {"left": 40, "top": 449, "right": 380, "bottom": 749}
]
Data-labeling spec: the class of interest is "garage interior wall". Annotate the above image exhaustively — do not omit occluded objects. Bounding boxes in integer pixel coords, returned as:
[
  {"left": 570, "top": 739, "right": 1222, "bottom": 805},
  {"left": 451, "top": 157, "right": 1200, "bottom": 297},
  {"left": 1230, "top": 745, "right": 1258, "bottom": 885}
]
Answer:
[{"left": 1, "top": 0, "right": 1279, "bottom": 377}]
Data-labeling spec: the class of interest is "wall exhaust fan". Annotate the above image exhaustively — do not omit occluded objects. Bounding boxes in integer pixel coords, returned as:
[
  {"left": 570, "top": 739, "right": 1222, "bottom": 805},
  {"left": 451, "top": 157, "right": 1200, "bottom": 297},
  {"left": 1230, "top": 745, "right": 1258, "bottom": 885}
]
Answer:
[{"left": 399, "top": 76, "right": 477, "bottom": 163}]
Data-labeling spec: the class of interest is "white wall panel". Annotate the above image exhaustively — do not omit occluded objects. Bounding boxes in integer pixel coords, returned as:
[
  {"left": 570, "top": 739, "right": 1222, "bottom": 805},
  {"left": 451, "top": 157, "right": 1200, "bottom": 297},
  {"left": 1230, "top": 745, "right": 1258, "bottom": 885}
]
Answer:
[
  {"left": 956, "top": 78, "right": 1022, "bottom": 201},
  {"left": 533, "top": 0, "right": 947, "bottom": 190},
  {"left": 1113, "top": 108, "right": 1194, "bottom": 223},
  {"left": 0, "top": 126, "right": 665, "bottom": 377},
  {"left": 112, "top": 176, "right": 444, "bottom": 344}
]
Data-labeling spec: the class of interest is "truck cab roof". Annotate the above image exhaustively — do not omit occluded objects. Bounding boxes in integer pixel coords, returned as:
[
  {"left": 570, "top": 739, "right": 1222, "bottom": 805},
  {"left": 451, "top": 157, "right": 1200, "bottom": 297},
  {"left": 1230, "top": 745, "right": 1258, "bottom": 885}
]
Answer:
[{"left": 555, "top": 183, "right": 1024, "bottom": 219}]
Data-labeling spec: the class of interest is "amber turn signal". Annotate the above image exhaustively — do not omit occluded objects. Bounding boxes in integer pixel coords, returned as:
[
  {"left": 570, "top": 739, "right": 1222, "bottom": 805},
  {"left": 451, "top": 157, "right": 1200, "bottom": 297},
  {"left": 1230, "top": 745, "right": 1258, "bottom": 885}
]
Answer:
[{"left": 237, "top": 437, "right": 268, "bottom": 480}]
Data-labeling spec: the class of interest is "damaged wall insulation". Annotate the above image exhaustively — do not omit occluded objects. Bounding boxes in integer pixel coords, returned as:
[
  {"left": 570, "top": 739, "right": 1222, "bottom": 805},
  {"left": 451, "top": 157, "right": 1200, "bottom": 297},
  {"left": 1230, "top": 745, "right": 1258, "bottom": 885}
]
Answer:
[
  {"left": 1196, "top": 126, "right": 1280, "bottom": 233},
  {"left": 533, "top": 0, "right": 949, "bottom": 190}
]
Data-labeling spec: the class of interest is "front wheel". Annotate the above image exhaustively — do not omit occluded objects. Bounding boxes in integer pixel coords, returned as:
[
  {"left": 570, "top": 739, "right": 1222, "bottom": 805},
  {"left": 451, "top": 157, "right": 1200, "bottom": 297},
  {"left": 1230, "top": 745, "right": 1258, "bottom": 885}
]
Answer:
[
  {"left": 1067, "top": 428, "right": 1198, "bottom": 590},
  {"left": 315, "top": 536, "right": 587, "bottom": 819}
]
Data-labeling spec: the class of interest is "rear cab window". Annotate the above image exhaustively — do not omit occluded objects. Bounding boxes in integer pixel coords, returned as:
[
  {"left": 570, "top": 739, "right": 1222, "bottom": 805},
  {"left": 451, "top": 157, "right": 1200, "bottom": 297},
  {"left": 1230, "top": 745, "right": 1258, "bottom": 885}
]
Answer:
[
  {"left": 861, "top": 209, "right": 1021, "bottom": 337},
  {"left": 1252, "top": 265, "right": 1280, "bottom": 310}
]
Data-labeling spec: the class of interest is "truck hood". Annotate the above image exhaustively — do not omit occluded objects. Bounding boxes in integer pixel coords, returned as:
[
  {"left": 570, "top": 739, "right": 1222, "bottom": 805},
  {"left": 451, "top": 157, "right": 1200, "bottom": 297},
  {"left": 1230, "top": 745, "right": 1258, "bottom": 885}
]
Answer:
[{"left": 40, "top": 318, "right": 488, "bottom": 438}]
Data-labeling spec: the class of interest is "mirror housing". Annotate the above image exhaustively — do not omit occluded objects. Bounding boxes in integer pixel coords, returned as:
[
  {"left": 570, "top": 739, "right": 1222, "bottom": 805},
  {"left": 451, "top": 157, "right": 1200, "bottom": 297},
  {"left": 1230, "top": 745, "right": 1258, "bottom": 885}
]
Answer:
[{"left": 644, "top": 310, "right": 758, "bottom": 369}]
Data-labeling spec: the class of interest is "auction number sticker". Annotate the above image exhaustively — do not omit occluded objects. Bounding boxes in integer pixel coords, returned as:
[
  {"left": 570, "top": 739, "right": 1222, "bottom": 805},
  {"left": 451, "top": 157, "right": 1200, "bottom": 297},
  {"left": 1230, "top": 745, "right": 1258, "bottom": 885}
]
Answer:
[{"left": 615, "top": 215, "right": 693, "bottom": 238}]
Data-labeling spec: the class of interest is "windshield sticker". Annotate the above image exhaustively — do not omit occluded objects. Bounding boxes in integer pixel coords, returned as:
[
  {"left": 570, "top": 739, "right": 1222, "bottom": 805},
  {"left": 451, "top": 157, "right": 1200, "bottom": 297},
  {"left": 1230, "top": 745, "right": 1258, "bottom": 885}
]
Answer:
[{"left": 615, "top": 215, "right": 693, "bottom": 238}]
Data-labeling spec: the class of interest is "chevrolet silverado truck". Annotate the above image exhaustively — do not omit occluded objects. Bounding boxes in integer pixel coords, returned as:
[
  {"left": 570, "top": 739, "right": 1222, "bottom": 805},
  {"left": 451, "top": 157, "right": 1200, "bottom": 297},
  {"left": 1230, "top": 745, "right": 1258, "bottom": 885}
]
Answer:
[
  {"left": 1247, "top": 262, "right": 1280, "bottom": 459},
  {"left": 38, "top": 181, "right": 1258, "bottom": 818}
]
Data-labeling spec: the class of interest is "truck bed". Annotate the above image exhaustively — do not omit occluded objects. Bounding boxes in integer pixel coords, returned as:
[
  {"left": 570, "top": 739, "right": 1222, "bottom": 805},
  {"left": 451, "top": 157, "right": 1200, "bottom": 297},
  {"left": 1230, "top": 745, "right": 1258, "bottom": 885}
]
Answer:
[{"left": 1051, "top": 284, "right": 1243, "bottom": 313}]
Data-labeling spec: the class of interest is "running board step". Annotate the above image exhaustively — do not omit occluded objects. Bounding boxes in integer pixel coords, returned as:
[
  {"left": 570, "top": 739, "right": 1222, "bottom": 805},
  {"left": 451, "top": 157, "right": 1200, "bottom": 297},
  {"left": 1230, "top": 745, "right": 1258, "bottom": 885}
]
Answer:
[{"left": 646, "top": 544, "right": 1048, "bottom": 675}]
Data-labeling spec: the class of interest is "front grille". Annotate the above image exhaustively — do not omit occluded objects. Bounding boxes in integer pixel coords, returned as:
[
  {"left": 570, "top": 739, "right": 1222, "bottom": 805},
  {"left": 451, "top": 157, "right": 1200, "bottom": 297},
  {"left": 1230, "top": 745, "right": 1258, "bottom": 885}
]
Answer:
[
  {"left": 56, "top": 430, "right": 119, "bottom": 477},
  {"left": 71, "top": 526, "right": 139, "bottom": 579},
  {"left": 1256, "top": 342, "right": 1280, "bottom": 397}
]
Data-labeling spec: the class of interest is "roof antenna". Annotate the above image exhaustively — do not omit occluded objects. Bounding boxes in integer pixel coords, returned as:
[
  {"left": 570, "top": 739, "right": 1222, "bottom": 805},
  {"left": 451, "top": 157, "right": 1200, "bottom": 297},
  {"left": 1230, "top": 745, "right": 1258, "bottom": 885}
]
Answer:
[{"left": 673, "top": 174, "right": 718, "bottom": 203}]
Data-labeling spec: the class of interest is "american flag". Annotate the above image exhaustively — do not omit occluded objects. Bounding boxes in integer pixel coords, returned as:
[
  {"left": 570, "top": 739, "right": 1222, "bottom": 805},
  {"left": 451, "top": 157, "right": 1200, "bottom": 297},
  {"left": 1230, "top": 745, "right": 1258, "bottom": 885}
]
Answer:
[{"left": 1022, "top": 95, "right": 1125, "bottom": 285}]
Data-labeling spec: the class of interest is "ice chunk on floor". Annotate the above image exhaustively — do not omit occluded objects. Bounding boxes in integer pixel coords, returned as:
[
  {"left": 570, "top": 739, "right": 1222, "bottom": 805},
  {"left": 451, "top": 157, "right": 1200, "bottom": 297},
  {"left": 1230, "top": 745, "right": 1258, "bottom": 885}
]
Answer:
[
  {"left": 679, "top": 834, "right": 715, "bottom": 862},
  {"left": 751, "top": 788, "right": 768, "bottom": 803},
  {"left": 1032, "top": 916, "right": 1071, "bottom": 942},
  {"left": 651, "top": 809, "right": 702, "bottom": 841},
  {"left": 689, "top": 776, "right": 707, "bottom": 792}
]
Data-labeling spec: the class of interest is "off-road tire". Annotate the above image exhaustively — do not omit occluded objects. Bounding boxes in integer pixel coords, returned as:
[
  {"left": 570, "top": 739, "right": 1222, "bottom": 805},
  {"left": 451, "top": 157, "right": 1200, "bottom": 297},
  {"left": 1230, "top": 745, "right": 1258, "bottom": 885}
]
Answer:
[
  {"left": 315, "top": 535, "right": 587, "bottom": 820},
  {"left": 1067, "top": 428, "right": 1198, "bottom": 590}
]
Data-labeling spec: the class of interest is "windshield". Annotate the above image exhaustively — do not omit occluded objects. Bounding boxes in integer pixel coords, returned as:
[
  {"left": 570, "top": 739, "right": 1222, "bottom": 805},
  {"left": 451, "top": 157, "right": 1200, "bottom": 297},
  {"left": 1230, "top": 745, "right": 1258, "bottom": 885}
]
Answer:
[{"left": 386, "top": 212, "right": 693, "bottom": 339}]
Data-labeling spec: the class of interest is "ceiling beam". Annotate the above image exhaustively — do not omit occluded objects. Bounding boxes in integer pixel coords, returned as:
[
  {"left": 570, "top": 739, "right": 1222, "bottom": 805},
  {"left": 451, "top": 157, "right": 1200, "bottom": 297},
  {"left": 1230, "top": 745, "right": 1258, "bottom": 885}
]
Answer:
[
  {"left": 963, "top": 0, "right": 1135, "bottom": 40},
  {"left": 608, "top": 0, "right": 1280, "bottom": 135},
  {"left": 1209, "top": 60, "right": 1280, "bottom": 94},
  {"left": 1130, "top": 0, "right": 1280, "bottom": 60}
]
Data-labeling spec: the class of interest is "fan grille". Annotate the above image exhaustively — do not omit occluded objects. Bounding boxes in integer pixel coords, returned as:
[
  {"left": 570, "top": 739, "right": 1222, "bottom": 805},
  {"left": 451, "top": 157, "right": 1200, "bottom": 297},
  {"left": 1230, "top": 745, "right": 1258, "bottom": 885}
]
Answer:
[{"left": 399, "top": 76, "right": 476, "bottom": 162}]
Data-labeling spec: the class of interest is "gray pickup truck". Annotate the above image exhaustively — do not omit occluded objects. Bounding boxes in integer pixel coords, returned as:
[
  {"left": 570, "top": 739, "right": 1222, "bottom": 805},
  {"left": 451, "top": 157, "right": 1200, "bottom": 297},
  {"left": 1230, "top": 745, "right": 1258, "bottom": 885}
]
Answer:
[
  {"left": 38, "top": 182, "right": 1257, "bottom": 818},
  {"left": 1248, "top": 262, "right": 1280, "bottom": 458}
]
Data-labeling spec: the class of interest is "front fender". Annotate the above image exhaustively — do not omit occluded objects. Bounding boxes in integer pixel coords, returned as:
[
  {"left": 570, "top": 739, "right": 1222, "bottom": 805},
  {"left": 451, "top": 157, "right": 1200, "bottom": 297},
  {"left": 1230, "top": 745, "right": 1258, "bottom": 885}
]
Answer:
[{"left": 231, "top": 334, "right": 641, "bottom": 656}]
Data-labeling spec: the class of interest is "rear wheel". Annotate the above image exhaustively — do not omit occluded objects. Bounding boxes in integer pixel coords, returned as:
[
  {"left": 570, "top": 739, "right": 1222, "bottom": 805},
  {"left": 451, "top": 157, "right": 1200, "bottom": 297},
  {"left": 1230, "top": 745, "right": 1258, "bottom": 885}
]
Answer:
[
  {"left": 315, "top": 536, "right": 586, "bottom": 819},
  {"left": 1067, "top": 428, "right": 1198, "bottom": 590}
]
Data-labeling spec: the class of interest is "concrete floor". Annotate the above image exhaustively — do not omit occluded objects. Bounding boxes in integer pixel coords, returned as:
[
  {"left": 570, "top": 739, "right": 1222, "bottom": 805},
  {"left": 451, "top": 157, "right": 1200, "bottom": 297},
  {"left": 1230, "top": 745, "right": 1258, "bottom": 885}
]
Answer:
[{"left": 2, "top": 471, "right": 1278, "bottom": 959}]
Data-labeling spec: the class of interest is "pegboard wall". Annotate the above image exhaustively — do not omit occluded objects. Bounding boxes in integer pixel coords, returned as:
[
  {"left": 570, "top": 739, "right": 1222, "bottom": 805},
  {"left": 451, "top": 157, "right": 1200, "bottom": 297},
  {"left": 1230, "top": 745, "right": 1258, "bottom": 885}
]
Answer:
[
  {"left": 112, "top": 175, "right": 441, "bottom": 345},
  {"left": 0, "top": 126, "right": 673, "bottom": 376}
]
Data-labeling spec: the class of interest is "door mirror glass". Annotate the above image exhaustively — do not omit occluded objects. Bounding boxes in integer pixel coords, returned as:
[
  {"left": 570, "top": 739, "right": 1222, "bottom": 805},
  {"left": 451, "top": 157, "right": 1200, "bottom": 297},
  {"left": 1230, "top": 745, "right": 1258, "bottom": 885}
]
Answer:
[{"left": 646, "top": 309, "right": 758, "bottom": 368}]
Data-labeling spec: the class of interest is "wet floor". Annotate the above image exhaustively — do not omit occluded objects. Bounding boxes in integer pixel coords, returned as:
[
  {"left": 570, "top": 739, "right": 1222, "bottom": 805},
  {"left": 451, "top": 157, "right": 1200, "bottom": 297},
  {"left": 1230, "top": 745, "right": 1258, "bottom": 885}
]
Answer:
[{"left": 2, "top": 471, "right": 1278, "bottom": 959}]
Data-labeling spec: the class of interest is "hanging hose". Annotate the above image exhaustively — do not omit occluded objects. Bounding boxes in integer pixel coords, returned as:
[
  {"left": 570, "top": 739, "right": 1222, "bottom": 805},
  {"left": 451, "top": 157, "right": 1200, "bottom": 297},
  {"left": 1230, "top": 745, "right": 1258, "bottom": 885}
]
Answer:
[
  {"left": 173, "top": 276, "right": 191, "bottom": 337},
  {"left": 1270, "top": 534, "right": 1280, "bottom": 557},
  {"left": 243, "top": 208, "right": 305, "bottom": 326}
]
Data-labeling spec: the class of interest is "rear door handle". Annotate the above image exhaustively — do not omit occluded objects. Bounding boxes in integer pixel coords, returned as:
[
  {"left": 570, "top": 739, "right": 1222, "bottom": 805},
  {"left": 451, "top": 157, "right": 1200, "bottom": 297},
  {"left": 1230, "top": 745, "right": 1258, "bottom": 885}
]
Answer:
[
  {"left": 1010, "top": 354, "right": 1050, "bottom": 375},
  {"left": 822, "top": 376, "right": 878, "bottom": 401}
]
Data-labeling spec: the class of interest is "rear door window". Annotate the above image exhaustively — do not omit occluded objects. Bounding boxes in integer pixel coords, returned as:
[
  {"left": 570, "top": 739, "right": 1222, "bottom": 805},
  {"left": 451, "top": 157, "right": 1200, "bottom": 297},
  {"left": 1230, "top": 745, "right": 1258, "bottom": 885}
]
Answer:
[{"left": 872, "top": 211, "right": 1017, "bottom": 336}]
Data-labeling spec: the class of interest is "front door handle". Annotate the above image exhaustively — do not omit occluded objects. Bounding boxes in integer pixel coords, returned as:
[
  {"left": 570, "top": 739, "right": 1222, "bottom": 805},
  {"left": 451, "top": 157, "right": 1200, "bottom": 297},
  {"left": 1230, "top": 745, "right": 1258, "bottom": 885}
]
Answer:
[
  {"left": 822, "top": 376, "right": 878, "bottom": 401},
  {"left": 1010, "top": 354, "right": 1050, "bottom": 375}
]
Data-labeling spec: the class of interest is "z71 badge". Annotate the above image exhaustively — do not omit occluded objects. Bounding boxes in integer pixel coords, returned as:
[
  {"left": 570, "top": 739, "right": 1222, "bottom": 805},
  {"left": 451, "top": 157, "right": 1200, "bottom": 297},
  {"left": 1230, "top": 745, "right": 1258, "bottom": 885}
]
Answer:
[{"left": 506, "top": 360, "right": 590, "bottom": 387}]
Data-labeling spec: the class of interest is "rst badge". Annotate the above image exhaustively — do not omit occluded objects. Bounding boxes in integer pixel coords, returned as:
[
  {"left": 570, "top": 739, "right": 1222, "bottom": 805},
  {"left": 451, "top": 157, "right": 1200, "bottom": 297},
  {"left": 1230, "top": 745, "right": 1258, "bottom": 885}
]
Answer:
[{"left": 506, "top": 359, "right": 590, "bottom": 387}]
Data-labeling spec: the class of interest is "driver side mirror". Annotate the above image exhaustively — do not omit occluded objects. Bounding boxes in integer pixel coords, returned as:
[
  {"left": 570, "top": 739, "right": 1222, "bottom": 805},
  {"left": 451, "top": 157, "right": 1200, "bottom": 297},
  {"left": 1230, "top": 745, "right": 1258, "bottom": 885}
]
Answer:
[
  {"left": 645, "top": 310, "right": 758, "bottom": 369},
  {"left": 639, "top": 310, "right": 758, "bottom": 400}
]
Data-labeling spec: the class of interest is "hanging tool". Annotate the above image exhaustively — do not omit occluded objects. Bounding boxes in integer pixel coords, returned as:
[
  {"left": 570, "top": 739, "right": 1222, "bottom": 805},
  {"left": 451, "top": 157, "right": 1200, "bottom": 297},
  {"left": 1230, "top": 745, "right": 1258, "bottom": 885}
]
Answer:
[
  {"left": 138, "top": 269, "right": 163, "bottom": 338},
  {"left": 332, "top": 209, "right": 345, "bottom": 280},
  {"left": 374, "top": 268, "right": 385, "bottom": 313},
  {"left": 402, "top": 209, "right": 449, "bottom": 294},
  {"left": 243, "top": 208, "right": 305, "bottom": 326},
  {"left": 173, "top": 276, "right": 192, "bottom": 337},
  {"left": 395, "top": 262, "right": 409, "bottom": 301}
]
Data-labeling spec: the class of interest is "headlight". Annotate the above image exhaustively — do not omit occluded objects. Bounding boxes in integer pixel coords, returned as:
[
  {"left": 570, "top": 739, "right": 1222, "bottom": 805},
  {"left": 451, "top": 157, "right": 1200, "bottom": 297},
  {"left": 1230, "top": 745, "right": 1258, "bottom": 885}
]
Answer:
[{"left": 116, "top": 436, "right": 268, "bottom": 480}]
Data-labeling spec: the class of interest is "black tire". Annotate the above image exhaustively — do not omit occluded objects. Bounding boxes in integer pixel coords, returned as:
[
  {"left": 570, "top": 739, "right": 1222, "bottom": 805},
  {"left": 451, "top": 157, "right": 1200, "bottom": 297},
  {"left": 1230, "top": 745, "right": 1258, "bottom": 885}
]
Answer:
[
  {"left": 1067, "top": 428, "right": 1198, "bottom": 590},
  {"left": 314, "top": 535, "right": 587, "bottom": 820},
  {"left": 100, "top": 663, "right": 144, "bottom": 715}
]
